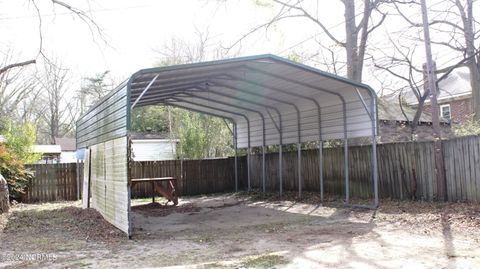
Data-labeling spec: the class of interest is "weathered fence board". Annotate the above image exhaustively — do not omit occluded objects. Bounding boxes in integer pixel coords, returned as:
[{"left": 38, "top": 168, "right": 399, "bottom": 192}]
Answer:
[
  {"left": 21, "top": 136, "right": 480, "bottom": 203},
  {"left": 23, "top": 163, "right": 83, "bottom": 203},
  {"left": 130, "top": 158, "right": 241, "bottom": 198},
  {"left": 443, "top": 136, "right": 480, "bottom": 202}
]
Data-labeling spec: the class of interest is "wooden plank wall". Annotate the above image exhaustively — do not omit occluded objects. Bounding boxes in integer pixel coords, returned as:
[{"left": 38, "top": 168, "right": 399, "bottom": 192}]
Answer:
[
  {"left": 244, "top": 137, "right": 478, "bottom": 202},
  {"left": 23, "top": 163, "right": 81, "bottom": 203},
  {"left": 130, "top": 157, "right": 246, "bottom": 198},
  {"left": 444, "top": 136, "right": 480, "bottom": 202},
  {"left": 22, "top": 136, "right": 480, "bottom": 203}
]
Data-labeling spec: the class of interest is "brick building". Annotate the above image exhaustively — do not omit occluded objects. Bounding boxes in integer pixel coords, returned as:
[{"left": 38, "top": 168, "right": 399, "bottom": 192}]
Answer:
[
  {"left": 377, "top": 98, "right": 453, "bottom": 143},
  {"left": 418, "top": 68, "right": 472, "bottom": 124}
]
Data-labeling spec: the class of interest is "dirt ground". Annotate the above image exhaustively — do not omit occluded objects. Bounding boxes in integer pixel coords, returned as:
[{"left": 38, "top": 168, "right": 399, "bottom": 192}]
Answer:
[{"left": 0, "top": 192, "right": 479, "bottom": 269}]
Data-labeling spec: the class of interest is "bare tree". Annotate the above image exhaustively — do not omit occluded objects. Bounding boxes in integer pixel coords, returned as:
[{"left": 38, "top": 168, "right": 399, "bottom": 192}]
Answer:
[
  {"left": 145, "top": 32, "right": 236, "bottom": 159},
  {"left": 0, "top": 0, "right": 105, "bottom": 76},
  {"left": 35, "top": 59, "right": 76, "bottom": 144},
  {"left": 0, "top": 52, "right": 39, "bottom": 130},
  {"left": 154, "top": 29, "right": 231, "bottom": 66},
  {"left": 223, "top": 0, "right": 388, "bottom": 82},
  {"left": 0, "top": 0, "right": 107, "bottom": 139},
  {"left": 77, "top": 71, "right": 114, "bottom": 115},
  {"left": 373, "top": 37, "right": 430, "bottom": 137},
  {"left": 393, "top": 0, "right": 480, "bottom": 119}
]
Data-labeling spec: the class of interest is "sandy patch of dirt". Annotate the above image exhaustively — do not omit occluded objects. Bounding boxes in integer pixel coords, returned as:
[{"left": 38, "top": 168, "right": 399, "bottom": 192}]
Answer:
[
  {"left": 1, "top": 193, "right": 479, "bottom": 268},
  {"left": 132, "top": 202, "right": 201, "bottom": 217}
]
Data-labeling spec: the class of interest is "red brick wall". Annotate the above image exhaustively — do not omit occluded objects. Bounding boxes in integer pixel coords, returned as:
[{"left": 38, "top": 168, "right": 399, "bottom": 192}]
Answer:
[{"left": 423, "top": 97, "right": 472, "bottom": 124}]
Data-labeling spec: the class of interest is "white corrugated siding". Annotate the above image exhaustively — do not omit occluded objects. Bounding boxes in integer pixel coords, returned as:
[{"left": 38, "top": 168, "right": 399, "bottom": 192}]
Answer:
[{"left": 88, "top": 136, "right": 130, "bottom": 235}]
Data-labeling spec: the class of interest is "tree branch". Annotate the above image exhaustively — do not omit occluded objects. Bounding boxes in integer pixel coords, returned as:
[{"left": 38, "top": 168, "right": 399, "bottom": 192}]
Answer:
[
  {"left": 398, "top": 90, "right": 410, "bottom": 122},
  {"left": 272, "top": 0, "right": 346, "bottom": 46},
  {"left": 436, "top": 49, "right": 480, "bottom": 82},
  {"left": 50, "top": 0, "right": 106, "bottom": 44},
  {"left": 0, "top": 60, "right": 36, "bottom": 76}
]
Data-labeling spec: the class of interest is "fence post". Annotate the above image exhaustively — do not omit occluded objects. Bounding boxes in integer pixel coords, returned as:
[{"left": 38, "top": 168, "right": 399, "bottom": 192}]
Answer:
[
  {"left": 76, "top": 160, "right": 80, "bottom": 200},
  {"left": 436, "top": 140, "right": 447, "bottom": 201}
]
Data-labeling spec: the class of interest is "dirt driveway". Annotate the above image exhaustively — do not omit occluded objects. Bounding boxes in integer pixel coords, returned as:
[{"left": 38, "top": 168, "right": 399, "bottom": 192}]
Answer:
[{"left": 0, "top": 192, "right": 479, "bottom": 268}]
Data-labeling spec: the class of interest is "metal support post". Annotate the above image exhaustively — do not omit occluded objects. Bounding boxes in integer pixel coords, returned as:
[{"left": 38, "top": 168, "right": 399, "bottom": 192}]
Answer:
[
  {"left": 279, "top": 144, "right": 283, "bottom": 196},
  {"left": 343, "top": 103, "right": 349, "bottom": 205},
  {"left": 247, "top": 122, "right": 251, "bottom": 192},
  {"left": 319, "top": 141, "right": 324, "bottom": 202},
  {"left": 298, "top": 143, "right": 302, "bottom": 198},
  {"left": 371, "top": 97, "right": 379, "bottom": 207},
  {"left": 234, "top": 124, "right": 238, "bottom": 192},
  {"left": 262, "top": 146, "right": 266, "bottom": 192}
]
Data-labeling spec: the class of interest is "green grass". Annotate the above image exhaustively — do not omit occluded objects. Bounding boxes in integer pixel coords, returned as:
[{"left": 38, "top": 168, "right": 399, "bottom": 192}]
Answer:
[{"left": 243, "top": 254, "right": 289, "bottom": 268}]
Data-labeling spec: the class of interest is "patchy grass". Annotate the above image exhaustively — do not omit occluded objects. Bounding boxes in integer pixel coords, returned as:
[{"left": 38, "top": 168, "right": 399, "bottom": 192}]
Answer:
[{"left": 243, "top": 254, "right": 289, "bottom": 268}]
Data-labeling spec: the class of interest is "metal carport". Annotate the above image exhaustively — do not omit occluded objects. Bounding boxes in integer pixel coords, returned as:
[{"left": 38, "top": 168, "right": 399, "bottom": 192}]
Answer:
[{"left": 76, "top": 54, "right": 379, "bottom": 237}]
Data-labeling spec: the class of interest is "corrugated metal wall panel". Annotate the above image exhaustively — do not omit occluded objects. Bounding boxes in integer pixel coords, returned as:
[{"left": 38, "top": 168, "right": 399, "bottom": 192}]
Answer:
[
  {"left": 88, "top": 136, "right": 130, "bottom": 235},
  {"left": 76, "top": 85, "right": 128, "bottom": 149}
]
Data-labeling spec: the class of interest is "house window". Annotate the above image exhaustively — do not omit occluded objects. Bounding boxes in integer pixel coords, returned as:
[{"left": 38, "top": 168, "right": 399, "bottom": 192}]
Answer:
[{"left": 440, "top": 104, "right": 451, "bottom": 120}]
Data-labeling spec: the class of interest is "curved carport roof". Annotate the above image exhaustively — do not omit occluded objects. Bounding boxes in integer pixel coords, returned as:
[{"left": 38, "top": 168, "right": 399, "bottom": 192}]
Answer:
[
  {"left": 77, "top": 54, "right": 379, "bottom": 208},
  {"left": 129, "top": 54, "right": 377, "bottom": 148}
]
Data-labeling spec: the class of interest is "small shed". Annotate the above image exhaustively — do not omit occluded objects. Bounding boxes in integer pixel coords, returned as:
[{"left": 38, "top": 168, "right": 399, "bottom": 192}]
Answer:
[{"left": 76, "top": 54, "right": 379, "bottom": 236}]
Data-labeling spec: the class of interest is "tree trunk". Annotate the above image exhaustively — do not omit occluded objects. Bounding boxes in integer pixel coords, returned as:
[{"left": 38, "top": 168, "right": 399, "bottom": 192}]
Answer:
[
  {"left": 343, "top": 0, "right": 360, "bottom": 82},
  {"left": 457, "top": 0, "right": 480, "bottom": 120},
  {"left": 0, "top": 175, "right": 9, "bottom": 214},
  {"left": 469, "top": 59, "right": 480, "bottom": 120}
]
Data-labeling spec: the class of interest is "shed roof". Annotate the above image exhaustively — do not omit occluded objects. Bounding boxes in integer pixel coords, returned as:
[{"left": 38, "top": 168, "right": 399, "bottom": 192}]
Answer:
[
  {"left": 77, "top": 54, "right": 378, "bottom": 149},
  {"left": 55, "top": 137, "right": 76, "bottom": 151}
]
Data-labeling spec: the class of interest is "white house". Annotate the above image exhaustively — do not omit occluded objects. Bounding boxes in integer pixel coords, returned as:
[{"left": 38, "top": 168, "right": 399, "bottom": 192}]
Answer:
[
  {"left": 55, "top": 137, "right": 77, "bottom": 163},
  {"left": 131, "top": 139, "right": 178, "bottom": 161},
  {"left": 33, "top": 137, "right": 78, "bottom": 164},
  {"left": 130, "top": 132, "right": 178, "bottom": 161}
]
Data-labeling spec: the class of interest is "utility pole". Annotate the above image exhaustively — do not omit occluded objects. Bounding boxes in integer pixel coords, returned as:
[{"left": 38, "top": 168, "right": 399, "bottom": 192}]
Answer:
[{"left": 420, "top": 0, "right": 446, "bottom": 201}]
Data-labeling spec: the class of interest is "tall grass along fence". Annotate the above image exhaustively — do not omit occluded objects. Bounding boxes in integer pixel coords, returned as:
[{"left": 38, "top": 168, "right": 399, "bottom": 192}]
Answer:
[{"left": 22, "top": 136, "right": 480, "bottom": 203}]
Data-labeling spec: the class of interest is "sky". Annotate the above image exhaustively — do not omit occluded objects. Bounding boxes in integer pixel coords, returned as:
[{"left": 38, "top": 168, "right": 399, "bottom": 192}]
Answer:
[
  {"left": 0, "top": 0, "right": 476, "bottom": 94},
  {"left": 1, "top": 0, "right": 342, "bottom": 81}
]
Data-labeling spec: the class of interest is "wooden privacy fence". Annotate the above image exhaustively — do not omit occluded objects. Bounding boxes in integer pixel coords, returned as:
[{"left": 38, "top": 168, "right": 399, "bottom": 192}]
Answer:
[
  {"left": 130, "top": 158, "right": 248, "bottom": 197},
  {"left": 23, "top": 163, "right": 83, "bottom": 203},
  {"left": 243, "top": 142, "right": 436, "bottom": 200},
  {"left": 21, "top": 135, "right": 480, "bottom": 203},
  {"left": 131, "top": 136, "right": 480, "bottom": 202},
  {"left": 444, "top": 136, "right": 480, "bottom": 202}
]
